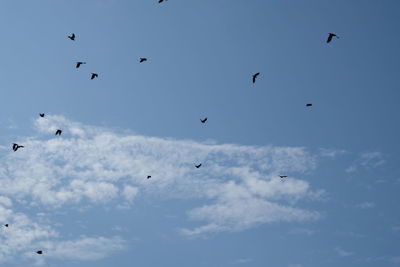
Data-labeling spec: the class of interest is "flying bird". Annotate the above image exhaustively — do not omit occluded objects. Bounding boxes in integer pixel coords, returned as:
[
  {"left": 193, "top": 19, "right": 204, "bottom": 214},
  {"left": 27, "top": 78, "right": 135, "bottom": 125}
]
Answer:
[
  {"left": 159, "top": 0, "right": 167, "bottom": 3},
  {"left": 12, "top": 143, "right": 24, "bottom": 152},
  {"left": 279, "top": 175, "right": 288, "bottom": 178},
  {"left": 326, "top": 33, "right": 339, "bottom": 43},
  {"left": 252, "top": 72, "right": 260, "bottom": 83},
  {"left": 36, "top": 251, "right": 43, "bottom": 255},
  {"left": 139, "top": 58, "right": 147, "bottom": 63},
  {"left": 195, "top": 163, "right": 202, "bottom": 168},
  {"left": 91, "top": 73, "right": 98, "bottom": 80},
  {"left": 147, "top": 175, "right": 152, "bottom": 179},
  {"left": 200, "top": 117, "right": 207, "bottom": 123},
  {"left": 55, "top": 129, "right": 62, "bottom": 136},
  {"left": 76, "top": 62, "right": 86, "bottom": 68},
  {"left": 39, "top": 113, "right": 45, "bottom": 117},
  {"left": 4, "top": 224, "right": 8, "bottom": 227},
  {"left": 68, "top": 33, "right": 75, "bottom": 41},
  {"left": 306, "top": 103, "right": 313, "bottom": 107}
]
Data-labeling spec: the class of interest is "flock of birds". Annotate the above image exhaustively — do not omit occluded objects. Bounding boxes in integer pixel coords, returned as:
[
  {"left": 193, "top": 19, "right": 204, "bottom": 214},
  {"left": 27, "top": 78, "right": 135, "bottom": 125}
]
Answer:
[{"left": 4, "top": 6, "right": 340, "bottom": 255}]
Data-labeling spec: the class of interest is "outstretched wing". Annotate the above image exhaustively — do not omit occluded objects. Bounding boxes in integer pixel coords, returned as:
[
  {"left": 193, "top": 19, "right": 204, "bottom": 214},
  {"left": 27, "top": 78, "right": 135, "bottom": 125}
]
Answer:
[{"left": 327, "top": 34, "right": 334, "bottom": 43}]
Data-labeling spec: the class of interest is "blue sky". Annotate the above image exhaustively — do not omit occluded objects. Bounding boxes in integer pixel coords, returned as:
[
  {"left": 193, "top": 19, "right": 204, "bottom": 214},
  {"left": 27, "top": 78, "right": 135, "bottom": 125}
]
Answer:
[{"left": 0, "top": 0, "right": 399, "bottom": 266}]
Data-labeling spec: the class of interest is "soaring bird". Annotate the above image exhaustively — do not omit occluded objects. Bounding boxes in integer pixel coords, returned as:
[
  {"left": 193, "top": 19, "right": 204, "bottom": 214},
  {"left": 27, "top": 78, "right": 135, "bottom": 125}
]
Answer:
[
  {"left": 4, "top": 224, "right": 8, "bottom": 227},
  {"left": 159, "top": 0, "right": 167, "bottom": 3},
  {"left": 326, "top": 33, "right": 339, "bottom": 43},
  {"left": 36, "top": 251, "right": 43, "bottom": 255},
  {"left": 252, "top": 72, "right": 260, "bottom": 83},
  {"left": 55, "top": 129, "right": 62, "bottom": 136},
  {"left": 12, "top": 143, "right": 24, "bottom": 152},
  {"left": 147, "top": 175, "right": 152, "bottom": 179},
  {"left": 279, "top": 175, "right": 288, "bottom": 178},
  {"left": 91, "top": 73, "right": 98, "bottom": 80},
  {"left": 200, "top": 117, "right": 207, "bottom": 123},
  {"left": 306, "top": 103, "right": 313, "bottom": 107},
  {"left": 195, "top": 163, "right": 202, "bottom": 168},
  {"left": 68, "top": 33, "right": 75, "bottom": 41},
  {"left": 139, "top": 58, "right": 147, "bottom": 63},
  {"left": 76, "top": 62, "right": 86, "bottom": 68},
  {"left": 39, "top": 113, "right": 45, "bottom": 117}
]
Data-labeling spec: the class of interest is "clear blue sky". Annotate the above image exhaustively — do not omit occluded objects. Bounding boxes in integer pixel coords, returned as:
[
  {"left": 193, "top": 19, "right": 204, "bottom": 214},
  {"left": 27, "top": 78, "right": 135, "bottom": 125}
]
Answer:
[{"left": 0, "top": 1, "right": 399, "bottom": 266}]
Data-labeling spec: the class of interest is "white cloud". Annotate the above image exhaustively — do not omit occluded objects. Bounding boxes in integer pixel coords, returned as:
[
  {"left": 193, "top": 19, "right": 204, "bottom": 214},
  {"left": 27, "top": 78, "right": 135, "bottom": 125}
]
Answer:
[
  {"left": 346, "top": 152, "right": 385, "bottom": 173},
  {"left": 122, "top": 185, "right": 139, "bottom": 203},
  {"left": 289, "top": 227, "right": 318, "bottom": 236},
  {"left": 232, "top": 258, "right": 253, "bottom": 264},
  {"left": 0, "top": 115, "right": 323, "bottom": 262},
  {"left": 319, "top": 148, "right": 347, "bottom": 158},
  {"left": 0, "top": 200, "right": 125, "bottom": 265},
  {"left": 355, "top": 202, "right": 376, "bottom": 209},
  {"left": 38, "top": 236, "right": 126, "bottom": 261},
  {"left": 335, "top": 247, "right": 354, "bottom": 257}
]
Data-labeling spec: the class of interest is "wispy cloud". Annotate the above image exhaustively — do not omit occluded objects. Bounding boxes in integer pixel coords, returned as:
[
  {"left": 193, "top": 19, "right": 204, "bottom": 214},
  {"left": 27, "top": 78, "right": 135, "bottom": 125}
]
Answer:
[
  {"left": 0, "top": 200, "right": 123, "bottom": 265},
  {"left": 319, "top": 148, "right": 347, "bottom": 158},
  {"left": 0, "top": 115, "right": 323, "bottom": 262},
  {"left": 355, "top": 202, "right": 376, "bottom": 209},
  {"left": 335, "top": 247, "right": 354, "bottom": 257},
  {"left": 346, "top": 152, "right": 385, "bottom": 173},
  {"left": 289, "top": 227, "right": 318, "bottom": 236},
  {"left": 231, "top": 258, "right": 253, "bottom": 264},
  {"left": 37, "top": 236, "right": 126, "bottom": 261}
]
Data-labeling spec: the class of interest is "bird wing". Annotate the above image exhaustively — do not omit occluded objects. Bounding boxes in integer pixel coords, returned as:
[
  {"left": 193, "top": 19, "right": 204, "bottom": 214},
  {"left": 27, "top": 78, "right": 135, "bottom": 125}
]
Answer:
[{"left": 327, "top": 35, "right": 333, "bottom": 43}]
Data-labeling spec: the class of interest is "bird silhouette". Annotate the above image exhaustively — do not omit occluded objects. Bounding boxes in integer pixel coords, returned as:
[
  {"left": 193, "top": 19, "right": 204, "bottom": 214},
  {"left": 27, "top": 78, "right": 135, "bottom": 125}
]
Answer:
[
  {"left": 139, "top": 58, "right": 147, "bottom": 63},
  {"left": 91, "top": 73, "right": 98, "bottom": 80},
  {"left": 36, "top": 251, "right": 43, "bottom": 255},
  {"left": 279, "top": 175, "right": 288, "bottom": 178},
  {"left": 12, "top": 143, "right": 24, "bottom": 152},
  {"left": 159, "top": 0, "right": 167, "bottom": 3},
  {"left": 200, "top": 117, "right": 207, "bottom": 123},
  {"left": 76, "top": 62, "right": 86, "bottom": 68},
  {"left": 306, "top": 103, "right": 313, "bottom": 107},
  {"left": 4, "top": 224, "right": 8, "bottom": 227},
  {"left": 55, "top": 129, "right": 62, "bottom": 136},
  {"left": 252, "top": 72, "right": 260, "bottom": 83},
  {"left": 39, "top": 113, "right": 45, "bottom": 118},
  {"left": 326, "top": 33, "right": 339, "bottom": 43},
  {"left": 68, "top": 33, "right": 75, "bottom": 41},
  {"left": 147, "top": 175, "right": 152, "bottom": 179},
  {"left": 195, "top": 163, "right": 202, "bottom": 168}
]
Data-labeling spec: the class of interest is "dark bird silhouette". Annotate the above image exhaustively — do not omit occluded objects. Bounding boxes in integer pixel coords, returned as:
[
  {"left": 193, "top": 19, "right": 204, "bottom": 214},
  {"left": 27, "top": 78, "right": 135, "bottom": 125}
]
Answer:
[
  {"left": 159, "top": 0, "right": 167, "bottom": 3},
  {"left": 195, "top": 163, "right": 202, "bottom": 168},
  {"left": 39, "top": 113, "right": 45, "bottom": 118},
  {"left": 4, "top": 224, "right": 8, "bottom": 227},
  {"left": 36, "top": 251, "right": 43, "bottom": 255},
  {"left": 147, "top": 175, "right": 152, "bottom": 179},
  {"left": 91, "top": 73, "right": 98, "bottom": 80},
  {"left": 279, "top": 175, "right": 288, "bottom": 178},
  {"left": 252, "top": 72, "right": 260, "bottom": 83},
  {"left": 76, "top": 62, "right": 86, "bottom": 68},
  {"left": 139, "top": 58, "right": 147, "bottom": 63},
  {"left": 55, "top": 129, "right": 62, "bottom": 136},
  {"left": 12, "top": 143, "right": 24, "bottom": 152},
  {"left": 306, "top": 103, "right": 313, "bottom": 107},
  {"left": 68, "top": 33, "right": 75, "bottom": 41},
  {"left": 326, "top": 33, "right": 339, "bottom": 43},
  {"left": 200, "top": 117, "right": 207, "bottom": 123}
]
